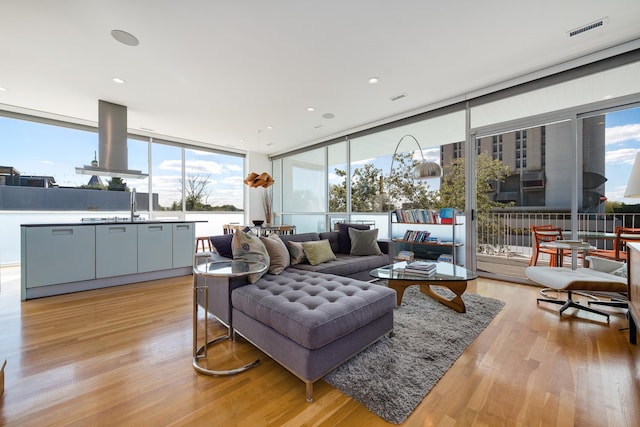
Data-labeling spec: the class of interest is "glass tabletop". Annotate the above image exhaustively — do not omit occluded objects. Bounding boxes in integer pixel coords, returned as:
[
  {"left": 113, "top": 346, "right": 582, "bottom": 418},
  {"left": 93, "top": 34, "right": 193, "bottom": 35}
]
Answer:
[
  {"left": 194, "top": 260, "right": 267, "bottom": 277},
  {"left": 370, "top": 261, "right": 477, "bottom": 282}
]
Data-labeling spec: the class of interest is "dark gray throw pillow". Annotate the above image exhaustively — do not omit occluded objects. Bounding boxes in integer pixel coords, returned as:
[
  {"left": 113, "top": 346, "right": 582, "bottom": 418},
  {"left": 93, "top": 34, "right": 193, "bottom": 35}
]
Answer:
[
  {"left": 348, "top": 227, "right": 382, "bottom": 256},
  {"left": 337, "top": 223, "right": 371, "bottom": 254},
  {"left": 210, "top": 233, "right": 234, "bottom": 258}
]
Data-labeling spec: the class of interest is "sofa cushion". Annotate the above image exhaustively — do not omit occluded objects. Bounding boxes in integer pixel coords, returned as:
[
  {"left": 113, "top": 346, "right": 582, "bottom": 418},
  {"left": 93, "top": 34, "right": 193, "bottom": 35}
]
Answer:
[
  {"left": 260, "top": 234, "right": 290, "bottom": 274},
  {"left": 232, "top": 231, "right": 269, "bottom": 283},
  {"left": 301, "top": 240, "right": 336, "bottom": 265},
  {"left": 231, "top": 269, "right": 396, "bottom": 349},
  {"left": 337, "top": 223, "right": 371, "bottom": 254},
  {"left": 319, "top": 231, "right": 341, "bottom": 254},
  {"left": 288, "top": 240, "right": 308, "bottom": 265},
  {"left": 210, "top": 233, "right": 234, "bottom": 258},
  {"left": 290, "top": 253, "right": 390, "bottom": 277},
  {"left": 348, "top": 227, "right": 382, "bottom": 256}
]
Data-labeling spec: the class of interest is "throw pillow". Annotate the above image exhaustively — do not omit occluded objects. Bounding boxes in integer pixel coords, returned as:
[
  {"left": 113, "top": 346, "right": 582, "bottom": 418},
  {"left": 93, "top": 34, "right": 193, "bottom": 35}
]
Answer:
[
  {"left": 210, "top": 233, "right": 234, "bottom": 258},
  {"left": 301, "top": 239, "right": 337, "bottom": 266},
  {"left": 288, "top": 240, "right": 308, "bottom": 265},
  {"left": 612, "top": 263, "right": 627, "bottom": 278},
  {"left": 337, "top": 223, "right": 371, "bottom": 254},
  {"left": 260, "top": 234, "right": 290, "bottom": 274},
  {"left": 231, "top": 231, "right": 269, "bottom": 283},
  {"left": 348, "top": 227, "right": 382, "bottom": 256}
]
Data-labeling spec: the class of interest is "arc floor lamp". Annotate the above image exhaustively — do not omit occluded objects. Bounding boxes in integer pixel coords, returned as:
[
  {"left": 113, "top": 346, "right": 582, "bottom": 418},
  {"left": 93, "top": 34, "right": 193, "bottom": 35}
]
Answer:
[{"left": 388, "top": 134, "right": 443, "bottom": 181}]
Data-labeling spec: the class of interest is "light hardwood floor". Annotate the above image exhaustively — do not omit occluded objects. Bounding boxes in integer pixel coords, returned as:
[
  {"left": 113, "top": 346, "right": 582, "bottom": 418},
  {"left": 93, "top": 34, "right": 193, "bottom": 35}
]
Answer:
[{"left": 1, "top": 266, "right": 639, "bottom": 426}]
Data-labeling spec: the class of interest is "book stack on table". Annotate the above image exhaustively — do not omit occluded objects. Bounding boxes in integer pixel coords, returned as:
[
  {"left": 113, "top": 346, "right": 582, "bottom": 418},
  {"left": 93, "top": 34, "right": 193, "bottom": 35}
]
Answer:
[{"left": 404, "top": 261, "right": 437, "bottom": 276}]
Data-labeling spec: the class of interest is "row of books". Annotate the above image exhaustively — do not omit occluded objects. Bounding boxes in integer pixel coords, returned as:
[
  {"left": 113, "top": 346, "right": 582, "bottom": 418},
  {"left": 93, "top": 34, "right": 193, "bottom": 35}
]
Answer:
[
  {"left": 393, "top": 209, "right": 439, "bottom": 224},
  {"left": 401, "top": 229, "right": 439, "bottom": 243}
]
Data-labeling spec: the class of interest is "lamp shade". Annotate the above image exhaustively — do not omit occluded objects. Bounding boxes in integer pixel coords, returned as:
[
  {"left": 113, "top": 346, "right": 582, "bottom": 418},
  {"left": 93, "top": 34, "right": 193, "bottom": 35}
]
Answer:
[
  {"left": 389, "top": 135, "right": 442, "bottom": 181},
  {"left": 414, "top": 160, "right": 443, "bottom": 179},
  {"left": 624, "top": 152, "right": 640, "bottom": 198}
]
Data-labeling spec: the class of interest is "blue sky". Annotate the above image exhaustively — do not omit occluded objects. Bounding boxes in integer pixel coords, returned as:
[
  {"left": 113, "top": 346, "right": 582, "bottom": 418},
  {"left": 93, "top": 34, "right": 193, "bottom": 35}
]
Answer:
[
  {"left": 603, "top": 107, "right": 640, "bottom": 203},
  {"left": 2, "top": 106, "right": 639, "bottom": 207},
  {"left": 0, "top": 117, "right": 245, "bottom": 208}
]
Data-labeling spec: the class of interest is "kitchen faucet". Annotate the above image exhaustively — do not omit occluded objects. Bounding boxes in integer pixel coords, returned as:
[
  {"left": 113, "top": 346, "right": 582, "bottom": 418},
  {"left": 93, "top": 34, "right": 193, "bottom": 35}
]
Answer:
[{"left": 130, "top": 188, "right": 137, "bottom": 221}]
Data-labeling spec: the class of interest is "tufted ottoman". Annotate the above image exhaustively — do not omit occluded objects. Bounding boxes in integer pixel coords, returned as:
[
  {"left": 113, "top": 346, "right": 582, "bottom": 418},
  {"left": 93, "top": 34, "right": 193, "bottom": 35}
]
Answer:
[{"left": 231, "top": 268, "right": 396, "bottom": 401}]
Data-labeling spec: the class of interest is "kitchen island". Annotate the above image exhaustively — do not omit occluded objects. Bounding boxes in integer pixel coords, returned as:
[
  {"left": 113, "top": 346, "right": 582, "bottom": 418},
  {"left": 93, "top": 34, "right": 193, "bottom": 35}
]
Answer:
[{"left": 20, "top": 220, "right": 196, "bottom": 300}]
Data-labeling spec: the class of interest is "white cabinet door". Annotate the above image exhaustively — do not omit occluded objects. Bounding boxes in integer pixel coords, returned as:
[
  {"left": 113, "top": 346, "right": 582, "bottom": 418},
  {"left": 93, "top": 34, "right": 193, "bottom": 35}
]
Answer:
[
  {"left": 96, "top": 224, "right": 138, "bottom": 278},
  {"left": 172, "top": 223, "right": 195, "bottom": 268},
  {"left": 24, "top": 226, "right": 96, "bottom": 287},
  {"left": 137, "top": 224, "right": 173, "bottom": 273}
]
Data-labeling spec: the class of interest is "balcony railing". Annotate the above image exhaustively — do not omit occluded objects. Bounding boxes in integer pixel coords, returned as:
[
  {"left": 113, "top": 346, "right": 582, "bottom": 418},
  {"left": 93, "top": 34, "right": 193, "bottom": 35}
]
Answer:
[{"left": 478, "top": 211, "right": 640, "bottom": 260}]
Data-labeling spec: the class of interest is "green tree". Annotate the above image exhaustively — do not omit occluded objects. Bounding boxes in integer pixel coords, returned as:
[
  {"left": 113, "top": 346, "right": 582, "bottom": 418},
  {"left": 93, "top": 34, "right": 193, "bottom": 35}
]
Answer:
[
  {"left": 329, "top": 169, "right": 347, "bottom": 212},
  {"left": 385, "top": 152, "right": 439, "bottom": 210},
  {"left": 351, "top": 162, "right": 385, "bottom": 212},
  {"left": 437, "top": 152, "right": 512, "bottom": 251},
  {"left": 437, "top": 152, "right": 511, "bottom": 211},
  {"left": 328, "top": 152, "right": 439, "bottom": 212},
  {"left": 184, "top": 174, "right": 212, "bottom": 210},
  {"left": 107, "top": 177, "right": 127, "bottom": 191}
]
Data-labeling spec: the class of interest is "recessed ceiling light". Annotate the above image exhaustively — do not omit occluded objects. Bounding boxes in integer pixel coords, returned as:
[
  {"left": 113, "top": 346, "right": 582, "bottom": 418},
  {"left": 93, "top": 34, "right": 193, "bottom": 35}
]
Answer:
[
  {"left": 368, "top": 77, "right": 379, "bottom": 84},
  {"left": 113, "top": 77, "right": 125, "bottom": 84},
  {"left": 0, "top": 86, "right": 6, "bottom": 92},
  {"left": 322, "top": 113, "right": 335, "bottom": 119},
  {"left": 307, "top": 107, "right": 315, "bottom": 112},
  {"left": 111, "top": 29, "right": 140, "bottom": 46},
  {"left": 266, "top": 126, "right": 273, "bottom": 130}
]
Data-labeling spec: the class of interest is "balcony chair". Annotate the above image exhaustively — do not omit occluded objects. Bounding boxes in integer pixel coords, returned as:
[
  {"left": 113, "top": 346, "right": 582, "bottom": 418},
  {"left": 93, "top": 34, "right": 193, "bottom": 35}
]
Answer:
[
  {"left": 589, "top": 226, "right": 640, "bottom": 262},
  {"left": 529, "top": 225, "right": 563, "bottom": 267}
]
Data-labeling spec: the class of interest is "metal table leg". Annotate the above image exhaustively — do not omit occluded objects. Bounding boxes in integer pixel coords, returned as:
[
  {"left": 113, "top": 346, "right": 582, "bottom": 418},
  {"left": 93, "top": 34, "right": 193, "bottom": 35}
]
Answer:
[{"left": 192, "top": 281, "right": 259, "bottom": 376}]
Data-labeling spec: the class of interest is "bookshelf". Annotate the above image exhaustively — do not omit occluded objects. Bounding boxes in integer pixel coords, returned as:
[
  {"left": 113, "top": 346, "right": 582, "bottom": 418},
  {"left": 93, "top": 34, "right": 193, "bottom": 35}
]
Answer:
[{"left": 389, "top": 209, "right": 464, "bottom": 265}]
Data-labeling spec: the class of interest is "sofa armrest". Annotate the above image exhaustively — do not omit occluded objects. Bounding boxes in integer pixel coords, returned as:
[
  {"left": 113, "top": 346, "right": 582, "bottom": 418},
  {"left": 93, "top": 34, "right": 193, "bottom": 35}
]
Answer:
[{"left": 377, "top": 239, "right": 392, "bottom": 255}]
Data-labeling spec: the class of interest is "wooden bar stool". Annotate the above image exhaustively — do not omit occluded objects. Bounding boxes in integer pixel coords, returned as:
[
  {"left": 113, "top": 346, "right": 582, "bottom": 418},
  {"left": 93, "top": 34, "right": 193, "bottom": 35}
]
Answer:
[{"left": 195, "top": 236, "right": 212, "bottom": 252}]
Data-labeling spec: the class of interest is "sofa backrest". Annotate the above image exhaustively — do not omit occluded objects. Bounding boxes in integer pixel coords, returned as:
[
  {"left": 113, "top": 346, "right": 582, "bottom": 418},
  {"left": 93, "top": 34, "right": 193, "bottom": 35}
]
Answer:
[
  {"left": 278, "top": 232, "right": 320, "bottom": 245},
  {"left": 319, "top": 231, "right": 340, "bottom": 254}
]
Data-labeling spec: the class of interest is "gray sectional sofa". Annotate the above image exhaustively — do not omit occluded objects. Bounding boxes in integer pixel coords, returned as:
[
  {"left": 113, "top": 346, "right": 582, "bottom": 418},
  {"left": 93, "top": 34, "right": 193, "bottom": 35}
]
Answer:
[{"left": 200, "top": 228, "right": 396, "bottom": 401}]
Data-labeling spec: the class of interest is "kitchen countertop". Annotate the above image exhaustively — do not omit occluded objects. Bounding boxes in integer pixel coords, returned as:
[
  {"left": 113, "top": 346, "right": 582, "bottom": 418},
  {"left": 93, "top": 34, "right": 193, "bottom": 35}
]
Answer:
[{"left": 21, "top": 219, "right": 203, "bottom": 227}]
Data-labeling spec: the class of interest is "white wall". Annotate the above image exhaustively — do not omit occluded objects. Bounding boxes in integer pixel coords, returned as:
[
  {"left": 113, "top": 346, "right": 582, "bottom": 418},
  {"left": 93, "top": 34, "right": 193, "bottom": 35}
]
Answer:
[{"left": 244, "top": 151, "right": 272, "bottom": 223}]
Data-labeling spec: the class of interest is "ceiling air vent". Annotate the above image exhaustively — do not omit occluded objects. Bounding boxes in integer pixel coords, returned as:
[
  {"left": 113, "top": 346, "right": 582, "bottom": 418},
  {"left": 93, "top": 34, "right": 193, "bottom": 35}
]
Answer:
[
  {"left": 567, "top": 18, "right": 607, "bottom": 37},
  {"left": 389, "top": 93, "right": 407, "bottom": 102}
]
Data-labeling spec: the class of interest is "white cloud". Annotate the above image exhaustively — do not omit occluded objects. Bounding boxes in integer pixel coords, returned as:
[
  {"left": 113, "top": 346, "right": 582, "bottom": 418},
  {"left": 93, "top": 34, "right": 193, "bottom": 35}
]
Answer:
[
  {"left": 158, "top": 159, "right": 182, "bottom": 172},
  {"left": 184, "top": 159, "right": 223, "bottom": 174},
  {"left": 605, "top": 124, "right": 640, "bottom": 145},
  {"left": 606, "top": 147, "right": 639, "bottom": 165},
  {"left": 606, "top": 184, "right": 634, "bottom": 202},
  {"left": 222, "top": 175, "right": 243, "bottom": 186},
  {"left": 226, "top": 164, "right": 243, "bottom": 172}
]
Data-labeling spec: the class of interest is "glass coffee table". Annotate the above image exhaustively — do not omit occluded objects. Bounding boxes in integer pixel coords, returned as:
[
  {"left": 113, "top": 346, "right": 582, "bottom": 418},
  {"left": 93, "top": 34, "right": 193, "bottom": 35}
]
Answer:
[{"left": 370, "top": 261, "right": 477, "bottom": 313}]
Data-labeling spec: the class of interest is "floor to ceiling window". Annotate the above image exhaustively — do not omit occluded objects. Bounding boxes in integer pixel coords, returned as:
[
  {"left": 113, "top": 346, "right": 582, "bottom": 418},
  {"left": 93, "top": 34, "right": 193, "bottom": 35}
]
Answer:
[
  {"left": 280, "top": 147, "right": 326, "bottom": 232},
  {"left": 272, "top": 53, "right": 640, "bottom": 276},
  {"left": 0, "top": 113, "right": 245, "bottom": 265}
]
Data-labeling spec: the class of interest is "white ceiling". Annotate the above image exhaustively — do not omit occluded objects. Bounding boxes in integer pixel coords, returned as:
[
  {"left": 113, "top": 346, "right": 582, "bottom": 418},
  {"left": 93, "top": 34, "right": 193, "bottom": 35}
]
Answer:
[{"left": 1, "top": 1, "right": 639, "bottom": 156}]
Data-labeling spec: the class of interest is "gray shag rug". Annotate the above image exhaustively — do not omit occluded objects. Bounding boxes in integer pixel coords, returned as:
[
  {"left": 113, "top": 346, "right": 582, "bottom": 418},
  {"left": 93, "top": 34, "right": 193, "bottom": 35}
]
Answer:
[{"left": 324, "top": 285, "right": 505, "bottom": 424}]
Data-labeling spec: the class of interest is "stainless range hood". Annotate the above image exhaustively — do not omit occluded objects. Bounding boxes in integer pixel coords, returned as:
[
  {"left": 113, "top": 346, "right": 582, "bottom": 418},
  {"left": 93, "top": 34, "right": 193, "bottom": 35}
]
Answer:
[{"left": 76, "top": 100, "right": 148, "bottom": 179}]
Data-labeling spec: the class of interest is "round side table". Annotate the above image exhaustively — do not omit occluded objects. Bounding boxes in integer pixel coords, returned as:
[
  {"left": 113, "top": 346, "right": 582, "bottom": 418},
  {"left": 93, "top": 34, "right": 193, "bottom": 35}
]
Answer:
[{"left": 192, "top": 255, "right": 267, "bottom": 376}]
